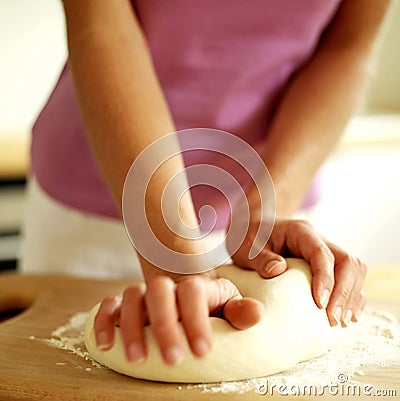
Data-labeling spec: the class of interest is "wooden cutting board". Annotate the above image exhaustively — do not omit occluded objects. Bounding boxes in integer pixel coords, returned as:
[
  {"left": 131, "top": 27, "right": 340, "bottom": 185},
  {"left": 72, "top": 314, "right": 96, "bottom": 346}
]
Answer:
[{"left": 0, "top": 266, "right": 399, "bottom": 401}]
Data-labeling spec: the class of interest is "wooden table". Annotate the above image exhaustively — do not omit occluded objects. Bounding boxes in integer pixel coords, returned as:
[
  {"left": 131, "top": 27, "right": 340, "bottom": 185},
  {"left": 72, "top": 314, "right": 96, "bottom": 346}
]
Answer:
[{"left": 0, "top": 266, "right": 398, "bottom": 400}]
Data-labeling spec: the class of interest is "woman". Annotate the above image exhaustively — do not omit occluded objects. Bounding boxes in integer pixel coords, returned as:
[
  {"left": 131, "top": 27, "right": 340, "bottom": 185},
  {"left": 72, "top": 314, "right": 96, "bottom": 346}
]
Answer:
[{"left": 22, "top": 0, "right": 390, "bottom": 365}]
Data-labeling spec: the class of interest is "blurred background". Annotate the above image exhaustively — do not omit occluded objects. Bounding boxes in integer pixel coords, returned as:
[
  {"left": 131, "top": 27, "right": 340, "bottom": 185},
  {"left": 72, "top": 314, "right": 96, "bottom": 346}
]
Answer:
[{"left": 0, "top": 0, "right": 399, "bottom": 272}]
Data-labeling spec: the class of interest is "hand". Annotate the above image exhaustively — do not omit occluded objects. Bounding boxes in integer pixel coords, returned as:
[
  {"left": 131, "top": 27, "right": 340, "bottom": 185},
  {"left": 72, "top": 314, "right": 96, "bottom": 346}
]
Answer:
[
  {"left": 93, "top": 273, "right": 263, "bottom": 365},
  {"left": 227, "top": 218, "right": 367, "bottom": 327}
]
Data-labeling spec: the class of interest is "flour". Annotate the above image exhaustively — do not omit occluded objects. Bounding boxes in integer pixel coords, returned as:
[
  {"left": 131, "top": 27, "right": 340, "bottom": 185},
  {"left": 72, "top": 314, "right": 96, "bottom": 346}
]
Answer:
[
  {"left": 187, "top": 307, "right": 400, "bottom": 394},
  {"left": 42, "top": 311, "right": 105, "bottom": 370},
  {"left": 41, "top": 307, "right": 399, "bottom": 394}
]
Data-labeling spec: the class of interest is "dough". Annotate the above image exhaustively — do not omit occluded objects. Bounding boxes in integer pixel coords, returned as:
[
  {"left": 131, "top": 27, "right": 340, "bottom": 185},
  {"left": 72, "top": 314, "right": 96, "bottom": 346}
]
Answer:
[{"left": 84, "top": 258, "right": 341, "bottom": 382}]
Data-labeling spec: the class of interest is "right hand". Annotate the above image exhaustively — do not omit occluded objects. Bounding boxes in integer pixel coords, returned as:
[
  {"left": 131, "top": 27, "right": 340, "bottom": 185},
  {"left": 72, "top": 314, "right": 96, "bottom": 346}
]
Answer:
[{"left": 93, "top": 273, "right": 263, "bottom": 365}]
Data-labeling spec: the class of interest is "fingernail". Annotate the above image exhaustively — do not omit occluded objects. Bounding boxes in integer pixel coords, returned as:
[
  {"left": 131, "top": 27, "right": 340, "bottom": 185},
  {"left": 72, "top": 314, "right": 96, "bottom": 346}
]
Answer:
[
  {"left": 354, "top": 308, "right": 363, "bottom": 321},
  {"left": 193, "top": 339, "right": 210, "bottom": 357},
  {"left": 333, "top": 306, "right": 342, "bottom": 325},
  {"left": 128, "top": 343, "right": 145, "bottom": 362},
  {"left": 97, "top": 331, "right": 110, "bottom": 349},
  {"left": 164, "top": 346, "right": 184, "bottom": 365},
  {"left": 264, "top": 260, "right": 284, "bottom": 277},
  {"left": 319, "top": 289, "right": 330, "bottom": 309},
  {"left": 343, "top": 309, "right": 352, "bottom": 326}
]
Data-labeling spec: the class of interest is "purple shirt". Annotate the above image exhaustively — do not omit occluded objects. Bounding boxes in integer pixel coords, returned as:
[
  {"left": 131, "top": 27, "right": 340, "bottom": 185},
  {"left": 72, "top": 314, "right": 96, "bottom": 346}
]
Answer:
[{"left": 32, "top": 0, "right": 341, "bottom": 229}]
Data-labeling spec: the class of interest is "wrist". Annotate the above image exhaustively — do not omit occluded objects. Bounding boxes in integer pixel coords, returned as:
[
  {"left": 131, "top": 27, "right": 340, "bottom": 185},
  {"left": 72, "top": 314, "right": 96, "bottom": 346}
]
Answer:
[
  {"left": 139, "top": 253, "right": 217, "bottom": 282},
  {"left": 138, "top": 234, "right": 214, "bottom": 282}
]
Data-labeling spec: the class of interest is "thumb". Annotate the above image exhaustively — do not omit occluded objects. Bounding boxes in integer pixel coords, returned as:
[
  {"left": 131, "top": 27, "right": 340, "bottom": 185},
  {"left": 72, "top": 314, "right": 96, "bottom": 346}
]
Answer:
[
  {"left": 224, "top": 296, "right": 263, "bottom": 329},
  {"left": 232, "top": 247, "right": 288, "bottom": 279},
  {"left": 208, "top": 278, "right": 263, "bottom": 330},
  {"left": 257, "top": 250, "right": 287, "bottom": 279}
]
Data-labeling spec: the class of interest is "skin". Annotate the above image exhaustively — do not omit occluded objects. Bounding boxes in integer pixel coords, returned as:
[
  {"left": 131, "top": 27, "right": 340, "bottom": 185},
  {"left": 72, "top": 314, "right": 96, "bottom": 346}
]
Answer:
[
  {"left": 61, "top": 0, "right": 390, "bottom": 364},
  {"left": 231, "top": 0, "right": 390, "bottom": 328}
]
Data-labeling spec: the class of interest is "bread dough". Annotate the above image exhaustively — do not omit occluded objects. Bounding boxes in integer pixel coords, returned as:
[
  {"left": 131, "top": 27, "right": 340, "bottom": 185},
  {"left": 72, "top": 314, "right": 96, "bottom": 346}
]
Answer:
[{"left": 84, "top": 258, "right": 341, "bottom": 382}]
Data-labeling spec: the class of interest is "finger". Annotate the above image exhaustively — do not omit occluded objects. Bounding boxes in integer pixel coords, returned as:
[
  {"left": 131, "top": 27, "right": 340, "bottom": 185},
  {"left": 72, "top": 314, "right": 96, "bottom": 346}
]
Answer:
[
  {"left": 207, "top": 278, "right": 263, "bottom": 329},
  {"left": 176, "top": 277, "right": 212, "bottom": 357},
  {"left": 145, "top": 276, "right": 184, "bottom": 365},
  {"left": 326, "top": 255, "right": 362, "bottom": 327},
  {"left": 250, "top": 249, "right": 287, "bottom": 279},
  {"left": 352, "top": 291, "right": 366, "bottom": 322},
  {"left": 230, "top": 223, "right": 287, "bottom": 279},
  {"left": 120, "top": 284, "right": 147, "bottom": 362},
  {"left": 341, "top": 261, "right": 367, "bottom": 325},
  {"left": 94, "top": 295, "right": 121, "bottom": 350},
  {"left": 326, "top": 242, "right": 368, "bottom": 324},
  {"left": 309, "top": 243, "right": 335, "bottom": 310},
  {"left": 285, "top": 221, "right": 335, "bottom": 309}
]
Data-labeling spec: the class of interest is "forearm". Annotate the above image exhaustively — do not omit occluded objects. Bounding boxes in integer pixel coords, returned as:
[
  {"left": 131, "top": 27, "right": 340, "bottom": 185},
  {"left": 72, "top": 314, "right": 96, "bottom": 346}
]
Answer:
[
  {"left": 246, "top": 0, "right": 391, "bottom": 218},
  {"left": 63, "top": 0, "right": 176, "bottom": 203},
  {"left": 261, "top": 46, "right": 370, "bottom": 217},
  {"left": 62, "top": 1, "right": 203, "bottom": 278}
]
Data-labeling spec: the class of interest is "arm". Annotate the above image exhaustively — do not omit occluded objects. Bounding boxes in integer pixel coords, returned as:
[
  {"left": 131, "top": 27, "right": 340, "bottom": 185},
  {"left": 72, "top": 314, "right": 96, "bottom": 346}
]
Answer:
[
  {"left": 62, "top": 0, "right": 199, "bottom": 280},
  {"left": 61, "top": 0, "right": 262, "bottom": 364},
  {"left": 231, "top": 0, "right": 391, "bottom": 325},
  {"left": 247, "top": 0, "right": 392, "bottom": 217}
]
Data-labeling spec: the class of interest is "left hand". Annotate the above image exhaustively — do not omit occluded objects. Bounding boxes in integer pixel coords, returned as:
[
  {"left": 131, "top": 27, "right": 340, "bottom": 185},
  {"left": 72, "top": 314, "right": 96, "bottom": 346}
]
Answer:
[{"left": 227, "top": 218, "right": 367, "bottom": 327}]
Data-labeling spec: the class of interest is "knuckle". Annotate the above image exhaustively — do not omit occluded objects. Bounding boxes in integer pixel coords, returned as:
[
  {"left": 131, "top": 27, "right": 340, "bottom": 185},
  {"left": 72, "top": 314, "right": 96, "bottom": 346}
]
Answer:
[
  {"left": 152, "top": 320, "right": 173, "bottom": 337},
  {"left": 146, "top": 275, "right": 174, "bottom": 294},
  {"left": 217, "top": 277, "right": 233, "bottom": 290},
  {"left": 102, "top": 295, "right": 117, "bottom": 305},
  {"left": 98, "top": 295, "right": 120, "bottom": 315},
  {"left": 338, "top": 252, "right": 358, "bottom": 267},
  {"left": 123, "top": 284, "right": 145, "bottom": 298},
  {"left": 310, "top": 246, "right": 335, "bottom": 269},
  {"left": 216, "top": 278, "right": 239, "bottom": 299},
  {"left": 95, "top": 296, "right": 119, "bottom": 325},
  {"left": 177, "top": 276, "right": 204, "bottom": 297},
  {"left": 329, "top": 287, "right": 353, "bottom": 310},
  {"left": 337, "top": 286, "right": 352, "bottom": 301},
  {"left": 318, "top": 244, "right": 335, "bottom": 262},
  {"left": 341, "top": 253, "right": 354, "bottom": 265},
  {"left": 337, "top": 253, "right": 367, "bottom": 276},
  {"left": 320, "top": 242, "right": 334, "bottom": 257},
  {"left": 292, "top": 219, "right": 313, "bottom": 231}
]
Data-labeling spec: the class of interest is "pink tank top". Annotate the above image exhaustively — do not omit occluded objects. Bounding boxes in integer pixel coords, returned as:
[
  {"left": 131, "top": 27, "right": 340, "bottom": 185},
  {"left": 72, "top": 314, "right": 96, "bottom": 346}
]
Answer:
[{"left": 31, "top": 0, "right": 341, "bottom": 229}]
